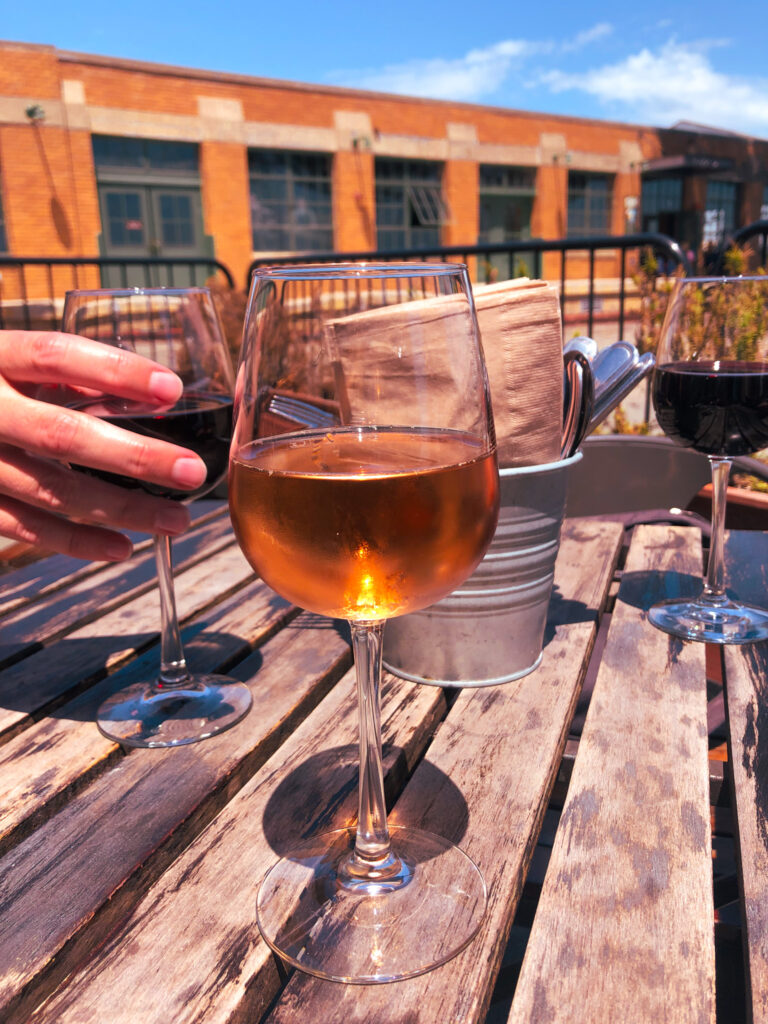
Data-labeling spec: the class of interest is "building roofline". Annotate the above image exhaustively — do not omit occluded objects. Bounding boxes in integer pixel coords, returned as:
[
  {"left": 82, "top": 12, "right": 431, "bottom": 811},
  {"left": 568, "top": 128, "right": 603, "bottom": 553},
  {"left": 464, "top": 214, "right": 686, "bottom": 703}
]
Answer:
[{"left": 3, "top": 38, "right": 652, "bottom": 135}]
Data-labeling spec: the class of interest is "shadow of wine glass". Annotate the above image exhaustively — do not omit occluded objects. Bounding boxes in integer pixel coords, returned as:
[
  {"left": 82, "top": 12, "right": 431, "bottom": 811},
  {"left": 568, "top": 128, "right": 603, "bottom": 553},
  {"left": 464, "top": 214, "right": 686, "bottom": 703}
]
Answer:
[
  {"left": 616, "top": 569, "right": 704, "bottom": 612},
  {"left": 261, "top": 744, "right": 471, "bottom": 862}
]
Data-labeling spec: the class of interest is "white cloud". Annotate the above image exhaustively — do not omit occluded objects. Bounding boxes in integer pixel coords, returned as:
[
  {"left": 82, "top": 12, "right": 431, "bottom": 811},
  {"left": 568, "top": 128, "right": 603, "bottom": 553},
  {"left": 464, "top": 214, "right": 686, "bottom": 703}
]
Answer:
[
  {"left": 541, "top": 40, "right": 768, "bottom": 136},
  {"left": 561, "top": 22, "right": 613, "bottom": 52},
  {"left": 332, "top": 38, "right": 552, "bottom": 102}
]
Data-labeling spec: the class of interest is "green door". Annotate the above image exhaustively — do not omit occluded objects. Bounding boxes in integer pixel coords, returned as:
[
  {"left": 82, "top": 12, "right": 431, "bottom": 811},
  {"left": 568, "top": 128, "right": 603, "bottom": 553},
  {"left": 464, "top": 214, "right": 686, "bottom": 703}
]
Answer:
[{"left": 98, "top": 184, "right": 207, "bottom": 288}]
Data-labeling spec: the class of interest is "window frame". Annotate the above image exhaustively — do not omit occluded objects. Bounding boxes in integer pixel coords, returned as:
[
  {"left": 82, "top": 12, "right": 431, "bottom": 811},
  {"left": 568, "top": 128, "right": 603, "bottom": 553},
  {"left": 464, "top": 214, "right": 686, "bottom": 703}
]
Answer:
[
  {"left": 375, "top": 158, "right": 447, "bottom": 250},
  {"left": 567, "top": 171, "right": 614, "bottom": 238},
  {"left": 248, "top": 149, "right": 333, "bottom": 254}
]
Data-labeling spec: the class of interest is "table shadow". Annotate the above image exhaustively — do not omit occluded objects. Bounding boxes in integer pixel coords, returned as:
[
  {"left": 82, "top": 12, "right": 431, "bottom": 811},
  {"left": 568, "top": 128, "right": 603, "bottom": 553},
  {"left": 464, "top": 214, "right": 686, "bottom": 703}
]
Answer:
[
  {"left": 0, "top": 629, "right": 250, "bottom": 723},
  {"left": 543, "top": 584, "right": 593, "bottom": 647}
]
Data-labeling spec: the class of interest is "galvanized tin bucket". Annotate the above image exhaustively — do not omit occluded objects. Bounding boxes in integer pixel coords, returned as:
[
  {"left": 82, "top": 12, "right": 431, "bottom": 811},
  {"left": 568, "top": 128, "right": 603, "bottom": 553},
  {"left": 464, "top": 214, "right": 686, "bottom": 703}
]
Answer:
[{"left": 382, "top": 451, "right": 582, "bottom": 688}]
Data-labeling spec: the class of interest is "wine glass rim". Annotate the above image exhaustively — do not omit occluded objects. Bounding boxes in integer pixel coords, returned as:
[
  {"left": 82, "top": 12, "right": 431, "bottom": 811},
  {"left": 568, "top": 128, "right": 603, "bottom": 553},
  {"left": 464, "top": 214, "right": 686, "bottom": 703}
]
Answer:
[
  {"left": 677, "top": 275, "right": 768, "bottom": 285},
  {"left": 251, "top": 261, "right": 468, "bottom": 280},
  {"left": 63, "top": 286, "right": 212, "bottom": 298}
]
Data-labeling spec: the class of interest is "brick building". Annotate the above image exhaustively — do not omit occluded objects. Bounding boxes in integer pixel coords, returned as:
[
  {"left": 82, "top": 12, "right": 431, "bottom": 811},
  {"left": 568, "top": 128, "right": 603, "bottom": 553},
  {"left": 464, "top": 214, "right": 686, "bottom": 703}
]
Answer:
[{"left": 0, "top": 38, "right": 766, "bottom": 298}]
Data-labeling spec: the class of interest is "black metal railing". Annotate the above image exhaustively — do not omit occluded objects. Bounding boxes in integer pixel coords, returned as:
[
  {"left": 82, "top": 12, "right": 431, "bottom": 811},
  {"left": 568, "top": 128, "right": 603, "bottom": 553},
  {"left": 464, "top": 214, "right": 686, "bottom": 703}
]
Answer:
[
  {"left": 249, "top": 232, "right": 689, "bottom": 340},
  {"left": 727, "top": 219, "right": 768, "bottom": 271},
  {"left": 0, "top": 256, "right": 234, "bottom": 331}
]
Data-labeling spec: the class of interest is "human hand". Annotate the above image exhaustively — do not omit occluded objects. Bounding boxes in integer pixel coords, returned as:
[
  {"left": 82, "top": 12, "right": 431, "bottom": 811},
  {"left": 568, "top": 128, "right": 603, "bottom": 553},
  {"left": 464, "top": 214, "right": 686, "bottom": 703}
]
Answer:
[{"left": 0, "top": 330, "right": 210, "bottom": 562}]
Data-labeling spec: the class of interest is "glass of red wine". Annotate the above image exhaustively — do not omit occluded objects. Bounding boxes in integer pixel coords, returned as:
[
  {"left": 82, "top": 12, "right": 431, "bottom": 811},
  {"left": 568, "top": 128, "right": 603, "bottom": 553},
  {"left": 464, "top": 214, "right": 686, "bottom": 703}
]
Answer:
[
  {"left": 649, "top": 274, "right": 768, "bottom": 643},
  {"left": 61, "top": 287, "right": 252, "bottom": 745},
  {"left": 229, "top": 262, "right": 499, "bottom": 982}
]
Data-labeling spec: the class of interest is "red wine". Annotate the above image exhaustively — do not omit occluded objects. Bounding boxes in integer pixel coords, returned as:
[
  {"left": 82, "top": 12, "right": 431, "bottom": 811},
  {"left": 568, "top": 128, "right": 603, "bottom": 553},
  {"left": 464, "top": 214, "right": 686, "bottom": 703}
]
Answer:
[
  {"left": 653, "top": 361, "right": 768, "bottom": 457},
  {"left": 74, "top": 393, "right": 233, "bottom": 501}
]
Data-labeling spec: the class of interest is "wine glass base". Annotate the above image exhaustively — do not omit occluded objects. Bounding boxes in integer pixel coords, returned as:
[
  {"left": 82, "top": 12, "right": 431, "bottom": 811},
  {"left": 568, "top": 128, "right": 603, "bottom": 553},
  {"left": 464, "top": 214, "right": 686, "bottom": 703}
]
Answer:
[
  {"left": 96, "top": 675, "right": 253, "bottom": 748},
  {"left": 648, "top": 598, "right": 768, "bottom": 645},
  {"left": 256, "top": 826, "right": 486, "bottom": 983}
]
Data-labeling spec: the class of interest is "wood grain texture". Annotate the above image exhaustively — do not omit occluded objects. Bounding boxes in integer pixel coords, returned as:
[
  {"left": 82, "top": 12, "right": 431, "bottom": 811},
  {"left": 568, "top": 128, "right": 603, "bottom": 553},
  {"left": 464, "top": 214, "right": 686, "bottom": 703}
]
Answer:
[
  {"left": 261, "top": 520, "right": 623, "bottom": 1024},
  {"left": 721, "top": 530, "right": 768, "bottom": 1024},
  {"left": 1, "top": 612, "right": 353, "bottom": 1024},
  {"left": 0, "top": 537, "right": 254, "bottom": 742},
  {"left": 27, "top": 671, "right": 447, "bottom": 1024},
  {"left": 509, "top": 524, "right": 715, "bottom": 1024},
  {"left": 0, "top": 500, "right": 227, "bottom": 618},
  {"left": 0, "top": 569, "right": 294, "bottom": 857},
  {"left": 0, "top": 513, "right": 234, "bottom": 671}
]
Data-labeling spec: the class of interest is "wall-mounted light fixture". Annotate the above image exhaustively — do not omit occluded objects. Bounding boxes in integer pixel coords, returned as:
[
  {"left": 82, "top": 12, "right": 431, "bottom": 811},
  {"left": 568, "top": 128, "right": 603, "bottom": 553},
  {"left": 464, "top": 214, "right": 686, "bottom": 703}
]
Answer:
[{"left": 25, "top": 104, "right": 45, "bottom": 122}]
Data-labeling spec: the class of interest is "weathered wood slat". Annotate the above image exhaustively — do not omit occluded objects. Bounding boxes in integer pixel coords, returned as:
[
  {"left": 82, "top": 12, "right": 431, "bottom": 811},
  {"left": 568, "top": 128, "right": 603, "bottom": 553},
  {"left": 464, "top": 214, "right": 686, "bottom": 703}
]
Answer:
[
  {"left": 1, "top": 612, "right": 353, "bottom": 1024},
  {"left": 30, "top": 520, "right": 621, "bottom": 1024},
  {"left": 0, "top": 540, "right": 255, "bottom": 743},
  {"left": 0, "top": 512, "right": 234, "bottom": 669},
  {"left": 26, "top": 669, "right": 447, "bottom": 1024},
  {"left": 508, "top": 524, "right": 715, "bottom": 1024},
  {"left": 0, "top": 500, "right": 227, "bottom": 618},
  {"left": 0, "top": 572, "right": 294, "bottom": 856},
  {"left": 720, "top": 532, "right": 768, "bottom": 1024},
  {"left": 263, "top": 519, "right": 624, "bottom": 1024}
]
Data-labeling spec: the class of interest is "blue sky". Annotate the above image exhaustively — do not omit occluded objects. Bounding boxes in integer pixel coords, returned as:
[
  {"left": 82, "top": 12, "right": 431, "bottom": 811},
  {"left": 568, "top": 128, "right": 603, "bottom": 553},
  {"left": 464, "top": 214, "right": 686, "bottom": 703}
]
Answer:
[{"left": 4, "top": 1, "right": 768, "bottom": 138}]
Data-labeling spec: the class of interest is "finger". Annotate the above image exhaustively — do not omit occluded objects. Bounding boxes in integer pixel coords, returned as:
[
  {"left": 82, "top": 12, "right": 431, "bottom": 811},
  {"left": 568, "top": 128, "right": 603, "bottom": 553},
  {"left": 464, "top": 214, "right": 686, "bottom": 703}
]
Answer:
[
  {"left": 0, "top": 494, "right": 135, "bottom": 563},
  {"left": 0, "top": 391, "right": 207, "bottom": 493},
  {"left": 0, "top": 331, "right": 183, "bottom": 405},
  {"left": 0, "top": 445, "right": 192, "bottom": 536}
]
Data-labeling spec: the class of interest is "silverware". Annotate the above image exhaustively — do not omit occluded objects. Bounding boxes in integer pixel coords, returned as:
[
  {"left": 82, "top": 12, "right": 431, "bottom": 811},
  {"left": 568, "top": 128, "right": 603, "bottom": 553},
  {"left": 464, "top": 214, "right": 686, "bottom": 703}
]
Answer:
[
  {"left": 564, "top": 336, "right": 598, "bottom": 361},
  {"left": 561, "top": 349, "right": 593, "bottom": 459},
  {"left": 588, "top": 352, "right": 654, "bottom": 434},
  {"left": 267, "top": 393, "right": 338, "bottom": 429}
]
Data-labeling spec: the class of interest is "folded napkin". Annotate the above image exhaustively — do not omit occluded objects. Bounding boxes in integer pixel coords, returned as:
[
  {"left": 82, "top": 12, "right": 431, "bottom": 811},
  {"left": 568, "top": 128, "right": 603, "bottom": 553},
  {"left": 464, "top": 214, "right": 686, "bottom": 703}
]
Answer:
[
  {"left": 473, "top": 278, "right": 563, "bottom": 468},
  {"left": 328, "top": 277, "right": 563, "bottom": 469}
]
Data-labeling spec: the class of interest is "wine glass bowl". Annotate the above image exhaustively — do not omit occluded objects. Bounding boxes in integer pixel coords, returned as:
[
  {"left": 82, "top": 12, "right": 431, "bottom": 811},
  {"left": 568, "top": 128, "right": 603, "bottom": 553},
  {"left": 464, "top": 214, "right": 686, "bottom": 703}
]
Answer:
[
  {"left": 60, "top": 287, "right": 253, "bottom": 745},
  {"left": 649, "top": 275, "right": 768, "bottom": 643},
  {"left": 229, "top": 262, "right": 499, "bottom": 982}
]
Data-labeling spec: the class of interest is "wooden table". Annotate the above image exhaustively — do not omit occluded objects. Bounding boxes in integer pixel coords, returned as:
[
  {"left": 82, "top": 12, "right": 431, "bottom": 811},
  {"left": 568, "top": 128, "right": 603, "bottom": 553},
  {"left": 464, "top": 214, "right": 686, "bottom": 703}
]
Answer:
[{"left": 0, "top": 501, "right": 764, "bottom": 1023}]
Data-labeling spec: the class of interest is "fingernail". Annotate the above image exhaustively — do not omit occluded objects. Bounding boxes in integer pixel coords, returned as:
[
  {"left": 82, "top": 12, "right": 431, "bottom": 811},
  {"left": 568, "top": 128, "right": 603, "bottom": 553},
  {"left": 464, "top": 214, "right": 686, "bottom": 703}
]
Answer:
[
  {"left": 171, "top": 457, "right": 207, "bottom": 489},
  {"left": 154, "top": 505, "right": 190, "bottom": 535},
  {"left": 149, "top": 371, "right": 183, "bottom": 404},
  {"left": 105, "top": 535, "right": 133, "bottom": 561}
]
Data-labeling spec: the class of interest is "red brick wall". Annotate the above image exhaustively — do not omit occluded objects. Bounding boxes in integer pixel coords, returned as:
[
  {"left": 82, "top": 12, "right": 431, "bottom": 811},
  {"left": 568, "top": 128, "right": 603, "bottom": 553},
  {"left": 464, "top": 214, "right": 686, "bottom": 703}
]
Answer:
[
  {"left": 199, "top": 141, "right": 252, "bottom": 288},
  {"left": 333, "top": 149, "right": 375, "bottom": 252},
  {"left": 1, "top": 39, "right": 765, "bottom": 306}
]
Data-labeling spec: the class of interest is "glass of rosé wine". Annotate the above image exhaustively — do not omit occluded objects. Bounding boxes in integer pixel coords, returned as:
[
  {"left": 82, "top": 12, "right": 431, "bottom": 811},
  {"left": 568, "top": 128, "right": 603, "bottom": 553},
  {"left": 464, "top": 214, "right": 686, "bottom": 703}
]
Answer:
[
  {"left": 229, "top": 262, "right": 499, "bottom": 982},
  {"left": 649, "top": 274, "right": 768, "bottom": 643},
  {"left": 59, "top": 287, "right": 252, "bottom": 746}
]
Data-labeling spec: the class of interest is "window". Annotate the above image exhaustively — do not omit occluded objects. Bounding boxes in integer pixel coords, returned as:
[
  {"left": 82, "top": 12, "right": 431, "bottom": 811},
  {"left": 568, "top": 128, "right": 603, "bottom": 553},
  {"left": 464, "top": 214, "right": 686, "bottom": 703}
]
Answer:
[
  {"left": 703, "top": 180, "right": 738, "bottom": 246},
  {"left": 249, "top": 150, "right": 333, "bottom": 253},
  {"left": 567, "top": 172, "right": 613, "bottom": 237},
  {"left": 641, "top": 177, "right": 683, "bottom": 219},
  {"left": 92, "top": 136, "right": 198, "bottom": 174},
  {"left": 375, "top": 158, "right": 447, "bottom": 250},
  {"left": 478, "top": 165, "right": 535, "bottom": 242},
  {"left": 761, "top": 185, "right": 768, "bottom": 221}
]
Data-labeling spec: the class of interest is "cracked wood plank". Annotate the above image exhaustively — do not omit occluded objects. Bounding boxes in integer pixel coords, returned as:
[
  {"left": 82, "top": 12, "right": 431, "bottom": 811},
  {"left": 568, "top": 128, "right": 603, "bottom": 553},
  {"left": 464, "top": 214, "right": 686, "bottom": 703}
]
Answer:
[
  {"left": 508, "top": 524, "right": 715, "bottom": 1024},
  {"left": 0, "top": 612, "right": 352, "bottom": 1024},
  {"left": 720, "top": 531, "right": 768, "bottom": 1024},
  {"left": 262, "top": 519, "right": 623, "bottom": 1024}
]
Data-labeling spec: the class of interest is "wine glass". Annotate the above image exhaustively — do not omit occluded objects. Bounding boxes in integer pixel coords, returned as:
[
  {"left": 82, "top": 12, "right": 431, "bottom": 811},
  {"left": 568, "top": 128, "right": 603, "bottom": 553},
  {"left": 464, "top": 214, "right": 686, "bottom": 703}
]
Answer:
[
  {"left": 61, "top": 287, "right": 253, "bottom": 745},
  {"left": 229, "top": 262, "right": 499, "bottom": 982},
  {"left": 649, "top": 274, "right": 768, "bottom": 643}
]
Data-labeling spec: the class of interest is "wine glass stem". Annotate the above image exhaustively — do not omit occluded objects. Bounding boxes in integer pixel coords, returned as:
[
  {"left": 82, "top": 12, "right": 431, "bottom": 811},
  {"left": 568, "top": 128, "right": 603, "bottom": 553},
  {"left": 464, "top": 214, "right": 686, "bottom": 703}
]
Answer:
[
  {"left": 339, "top": 619, "right": 403, "bottom": 885},
  {"left": 153, "top": 534, "right": 190, "bottom": 689},
  {"left": 703, "top": 457, "right": 732, "bottom": 605}
]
